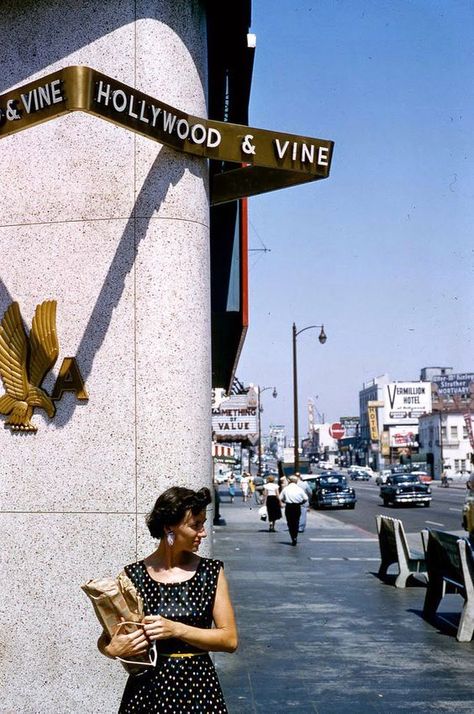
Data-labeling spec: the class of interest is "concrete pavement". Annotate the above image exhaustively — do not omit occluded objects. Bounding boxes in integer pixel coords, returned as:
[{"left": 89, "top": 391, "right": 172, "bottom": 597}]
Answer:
[{"left": 213, "top": 493, "right": 473, "bottom": 714}]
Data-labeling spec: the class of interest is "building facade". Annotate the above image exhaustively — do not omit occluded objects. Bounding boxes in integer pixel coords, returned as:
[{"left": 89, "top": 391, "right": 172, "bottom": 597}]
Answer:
[
  {"left": 0, "top": 3, "right": 247, "bottom": 710},
  {"left": 418, "top": 412, "right": 474, "bottom": 479}
]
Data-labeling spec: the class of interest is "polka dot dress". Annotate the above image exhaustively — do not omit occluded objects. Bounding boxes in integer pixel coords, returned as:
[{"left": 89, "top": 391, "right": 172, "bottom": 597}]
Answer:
[{"left": 118, "top": 558, "right": 228, "bottom": 713}]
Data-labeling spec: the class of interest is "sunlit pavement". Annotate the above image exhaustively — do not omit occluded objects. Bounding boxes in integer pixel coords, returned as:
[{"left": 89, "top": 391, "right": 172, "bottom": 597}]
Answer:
[{"left": 213, "top": 491, "right": 473, "bottom": 714}]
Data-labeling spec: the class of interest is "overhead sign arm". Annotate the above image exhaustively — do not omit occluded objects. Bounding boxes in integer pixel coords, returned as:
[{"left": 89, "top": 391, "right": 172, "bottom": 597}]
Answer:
[{"left": 0, "top": 66, "right": 334, "bottom": 204}]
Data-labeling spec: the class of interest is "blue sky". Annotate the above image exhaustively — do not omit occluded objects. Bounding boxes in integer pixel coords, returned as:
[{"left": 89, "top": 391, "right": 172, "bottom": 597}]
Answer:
[{"left": 237, "top": 0, "right": 474, "bottom": 435}]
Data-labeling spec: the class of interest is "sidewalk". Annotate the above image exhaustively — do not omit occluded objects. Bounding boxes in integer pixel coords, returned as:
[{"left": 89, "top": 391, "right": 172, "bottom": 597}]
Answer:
[{"left": 213, "top": 495, "right": 473, "bottom": 714}]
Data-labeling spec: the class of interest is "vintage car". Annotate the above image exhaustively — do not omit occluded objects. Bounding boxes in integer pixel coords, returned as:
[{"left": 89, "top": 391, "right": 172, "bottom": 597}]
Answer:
[
  {"left": 349, "top": 468, "right": 371, "bottom": 481},
  {"left": 380, "top": 473, "right": 431, "bottom": 507},
  {"left": 310, "top": 473, "right": 356, "bottom": 510}
]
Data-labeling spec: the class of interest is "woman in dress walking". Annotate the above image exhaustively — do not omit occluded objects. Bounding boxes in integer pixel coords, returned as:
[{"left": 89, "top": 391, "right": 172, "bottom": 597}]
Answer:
[
  {"left": 101, "top": 486, "right": 238, "bottom": 713},
  {"left": 263, "top": 476, "right": 282, "bottom": 532}
]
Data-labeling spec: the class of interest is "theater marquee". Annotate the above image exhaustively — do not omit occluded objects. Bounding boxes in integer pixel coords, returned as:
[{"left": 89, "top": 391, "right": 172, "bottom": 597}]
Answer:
[{"left": 0, "top": 66, "right": 334, "bottom": 204}]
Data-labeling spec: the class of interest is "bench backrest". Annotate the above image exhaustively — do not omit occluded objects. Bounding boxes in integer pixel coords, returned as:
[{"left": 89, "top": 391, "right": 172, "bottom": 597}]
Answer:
[
  {"left": 425, "top": 530, "right": 465, "bottom": 583},
  {"left": 458, "top": 538, "right": 474, "bottom": 594},
  {"left": 376, "top": 515, "right": 410, "bottom": 562}
]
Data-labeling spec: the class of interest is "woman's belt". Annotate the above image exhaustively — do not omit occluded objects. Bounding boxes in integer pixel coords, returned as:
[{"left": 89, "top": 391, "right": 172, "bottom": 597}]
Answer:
[{"left": 156, "top": 652, "right": 208, "bottom": 659}]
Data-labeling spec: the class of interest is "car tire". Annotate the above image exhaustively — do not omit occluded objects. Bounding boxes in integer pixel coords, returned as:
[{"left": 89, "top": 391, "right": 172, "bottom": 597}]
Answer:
[
  {"left": 423, "top": 502, "right": 430, "bottom": 507},
  {"left": 348, "top": 504, "right": 355, "bottom": 510},
  {"left": 383, "top": 497, "right": 390, "bottom": 507}
]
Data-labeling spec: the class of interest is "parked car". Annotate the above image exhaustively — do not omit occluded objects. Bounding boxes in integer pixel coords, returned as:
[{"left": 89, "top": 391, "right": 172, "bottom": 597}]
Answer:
[
  {"left": 310, "top": 473, "right": 356, "bottom": 510},
  {"left": 379, "top": 473, "right": 431, "bottom": 507}
]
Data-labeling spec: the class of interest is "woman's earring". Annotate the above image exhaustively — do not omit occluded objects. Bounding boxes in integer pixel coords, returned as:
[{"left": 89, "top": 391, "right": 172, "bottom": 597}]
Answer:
[{"left": 166, "top": 531, "right": 175, "bottom": 547}]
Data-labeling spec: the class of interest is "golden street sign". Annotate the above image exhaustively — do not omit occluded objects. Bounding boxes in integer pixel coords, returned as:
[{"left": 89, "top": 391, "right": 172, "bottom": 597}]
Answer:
[
  {"left": 0, "top": 301, "right": 88, "bottom": 432},
  {"left": 0, "top": 66, "right": 334, "bottom": 204}
]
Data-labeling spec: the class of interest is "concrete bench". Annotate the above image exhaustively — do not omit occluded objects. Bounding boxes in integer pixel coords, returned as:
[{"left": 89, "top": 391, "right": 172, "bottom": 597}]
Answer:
[
  {"left": 376, "top": 515, "right": 428, "bottom": 588},
  {"left": 422, "top": 529, "right": 474, "bottom": 642}
]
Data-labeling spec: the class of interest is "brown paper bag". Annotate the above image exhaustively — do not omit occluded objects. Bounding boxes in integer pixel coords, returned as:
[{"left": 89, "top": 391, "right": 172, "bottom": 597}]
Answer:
[{"left": 81, "top": 571, "right": 154, "bottom": 674}]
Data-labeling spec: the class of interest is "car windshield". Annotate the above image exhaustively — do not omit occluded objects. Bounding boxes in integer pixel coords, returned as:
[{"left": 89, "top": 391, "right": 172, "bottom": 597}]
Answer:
[
  {"left": 392, "top": 474, "right": 420, "bottom": 484},
  {"left": 319, "top": 475, "right": 346, "bottom": 487}
]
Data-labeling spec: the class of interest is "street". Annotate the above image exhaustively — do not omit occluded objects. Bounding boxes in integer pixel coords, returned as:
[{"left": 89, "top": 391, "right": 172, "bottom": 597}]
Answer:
[
  {"left": 219, "top": 478, "right": 467, "bottom": 539},
  {"left": 322, "top": 479, "right": 466, "bottom": 536}
]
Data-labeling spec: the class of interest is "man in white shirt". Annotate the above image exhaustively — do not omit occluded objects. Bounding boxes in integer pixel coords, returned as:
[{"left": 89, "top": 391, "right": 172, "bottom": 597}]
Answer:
[
  {"left": 296, "top": 473, "right": 312, "bottom": 533},
  {"left": 280, "top": 475, "right": 309, "bottom": 546}
]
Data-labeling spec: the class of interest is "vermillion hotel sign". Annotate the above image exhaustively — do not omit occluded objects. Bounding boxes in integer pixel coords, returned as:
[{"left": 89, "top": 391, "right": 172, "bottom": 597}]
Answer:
[{"left": 0, "top": 66, "right": 334, "bottom": 204}]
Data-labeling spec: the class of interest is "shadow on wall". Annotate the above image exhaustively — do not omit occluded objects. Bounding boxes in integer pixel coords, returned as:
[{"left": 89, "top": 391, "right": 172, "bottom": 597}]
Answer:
[
  {"left": 0, "top": 279, "right": 14, "bottom": 308},
  {"left": 52, "top": 147, "right": 203, "bottom": 428},
  {"left": 0, "top": 144, "right": 205, "bottom": 430},
  {"left": 0, "top": 1, "right": 207, "bottom": 93}
]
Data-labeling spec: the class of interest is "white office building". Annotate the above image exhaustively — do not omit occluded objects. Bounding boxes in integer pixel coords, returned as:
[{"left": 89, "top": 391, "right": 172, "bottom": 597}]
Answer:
[{"left": 418, "top": 412, "right": 473, "bottom": 479}]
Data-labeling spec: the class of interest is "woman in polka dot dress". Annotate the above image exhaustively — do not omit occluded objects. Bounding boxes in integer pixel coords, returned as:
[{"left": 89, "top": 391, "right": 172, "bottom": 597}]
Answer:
[{"left": 103, "top": 486, "right": 238, "bottom": 713}]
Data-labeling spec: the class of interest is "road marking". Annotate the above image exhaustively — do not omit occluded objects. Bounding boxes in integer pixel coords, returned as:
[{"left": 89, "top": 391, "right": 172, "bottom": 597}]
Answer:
[
  {"left": 425, "top": 520, "right": 445, "bottom": 527},
  {"left": 449, "top": 507, "right": 460, "bottom": 512},
  {"left": 309, "top": 537, "right": 378, "bottom": 542},
  {"left": 310, "top": 557, "right": 379, "bottom": 561}
]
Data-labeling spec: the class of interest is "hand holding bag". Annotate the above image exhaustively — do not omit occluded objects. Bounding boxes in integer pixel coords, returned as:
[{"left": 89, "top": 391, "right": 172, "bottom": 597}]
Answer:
[{"left": 81, "top": 571, "right": 156, "bottom": 674}]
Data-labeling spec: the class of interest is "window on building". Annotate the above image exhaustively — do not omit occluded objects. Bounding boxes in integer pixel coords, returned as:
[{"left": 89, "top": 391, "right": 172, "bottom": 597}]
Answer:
[
  {"left": 455, "top": 459, "right": 460, "bottom": 470},
  {"left": 463, "top": 426, "right": 468, "bottom": 439},
  {"left": 441, "top": 426, "right": 447, "bottom": 440},
  {"left": 450, "top": 425, "right": 458, "bottom": 439},
  {"left": 461, "top": 459, "right": 466, "bottom": 471}
]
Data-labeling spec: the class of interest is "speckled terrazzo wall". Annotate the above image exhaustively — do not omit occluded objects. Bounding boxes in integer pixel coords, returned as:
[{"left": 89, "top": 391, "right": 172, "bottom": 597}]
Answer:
[{"left": 0, "top": 2, "right": 212, "bottom": 710}]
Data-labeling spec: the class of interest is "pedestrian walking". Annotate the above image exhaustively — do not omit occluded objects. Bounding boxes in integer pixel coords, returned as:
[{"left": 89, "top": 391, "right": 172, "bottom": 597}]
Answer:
[
  {"left": 280, "top": 475, "right": 309, "bottom": 546},
  {"left": 279, "top": 474, "right": 288, "bottom": 491},
  {"left": 228, "top": 474, "right": 236, "bottom": 503},
  {"left": 295, "top": 473, "right": 312, "bottom": 533},
  {"left": 263, "top": 476, "right": 282, "bottom": 532},
  {"left": 240, "top": 472, "right": 250, "bottom": 502},
  {"left": 99, "top": 486, "right": 238, "bottom": 713},
  {"left": 248, "top": 476, "right": 256, "bottom": 499},
  {"left": 253, "top": 474, "right": 265, "bottom": 504}
]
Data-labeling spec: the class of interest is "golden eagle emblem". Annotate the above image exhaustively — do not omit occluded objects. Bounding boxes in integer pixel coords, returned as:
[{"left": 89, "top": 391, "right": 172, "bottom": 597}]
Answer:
[{"left": 0, "top": 300, "right": 59, "bottom": 432}]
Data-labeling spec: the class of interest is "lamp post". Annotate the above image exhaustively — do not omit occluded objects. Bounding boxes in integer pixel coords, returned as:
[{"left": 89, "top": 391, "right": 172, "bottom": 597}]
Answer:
[
  {"left": 292, "top": 323, "right": 327, "bottom": 474},
  {"left": 257, "top": 385, "right": 277, "bottom": 477},
  {"left": 438, "top": 410, "right": 445, "bottom": 480}
]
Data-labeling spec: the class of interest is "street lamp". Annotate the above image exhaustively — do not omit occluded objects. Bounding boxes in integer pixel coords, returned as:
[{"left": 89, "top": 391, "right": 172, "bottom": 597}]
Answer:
[
  {"left": 257, "top": 385, "right": 277, "bottom": 477},
  {"left": 292, "top": 323, "right": 327, "bottom": 474}
]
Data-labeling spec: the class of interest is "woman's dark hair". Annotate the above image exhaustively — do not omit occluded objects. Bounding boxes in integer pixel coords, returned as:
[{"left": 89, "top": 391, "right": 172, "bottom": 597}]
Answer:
[{"left": 146, "top": 486, "right": 212, "bottom": 539}]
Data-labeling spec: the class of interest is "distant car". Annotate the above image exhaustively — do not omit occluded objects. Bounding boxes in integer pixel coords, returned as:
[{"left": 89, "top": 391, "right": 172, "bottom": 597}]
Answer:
[
  {"left": 380, "top": 473, "right": 431, "bottom": 507},
  {"left": 375, "top": 470, "right": 392, "bottom": 486},
  {"left": 310, "top": 473, "right": 356, "bottom": 510},
  {"left": 349, "top": 469, "right": 371, "bottom": 481},
  {"left": 348, "top": 466, "right": 372, "bottom": 475},
  {"left": 445, "top": 471, "right": 470, "bottom": 485},
  {"left": 215, "top": 472, "right": 229, "bottom": 484},
  {"left": 411, "top": 471, "right": 432, "bottom": 483}
]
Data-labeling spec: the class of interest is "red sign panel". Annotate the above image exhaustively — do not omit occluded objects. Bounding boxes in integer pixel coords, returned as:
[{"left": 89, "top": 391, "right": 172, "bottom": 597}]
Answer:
[{"left": 329, "top": 422, "right": 345, "bottom": 440}]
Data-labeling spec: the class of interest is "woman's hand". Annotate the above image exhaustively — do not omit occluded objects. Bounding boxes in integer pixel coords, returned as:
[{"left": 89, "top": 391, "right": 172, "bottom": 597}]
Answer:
[
  {"left": 143, "top": 615, "right": 180, "bottom": 641},
  {"left": 105, "top": 620, "right": 150, "bottom": 659}
]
